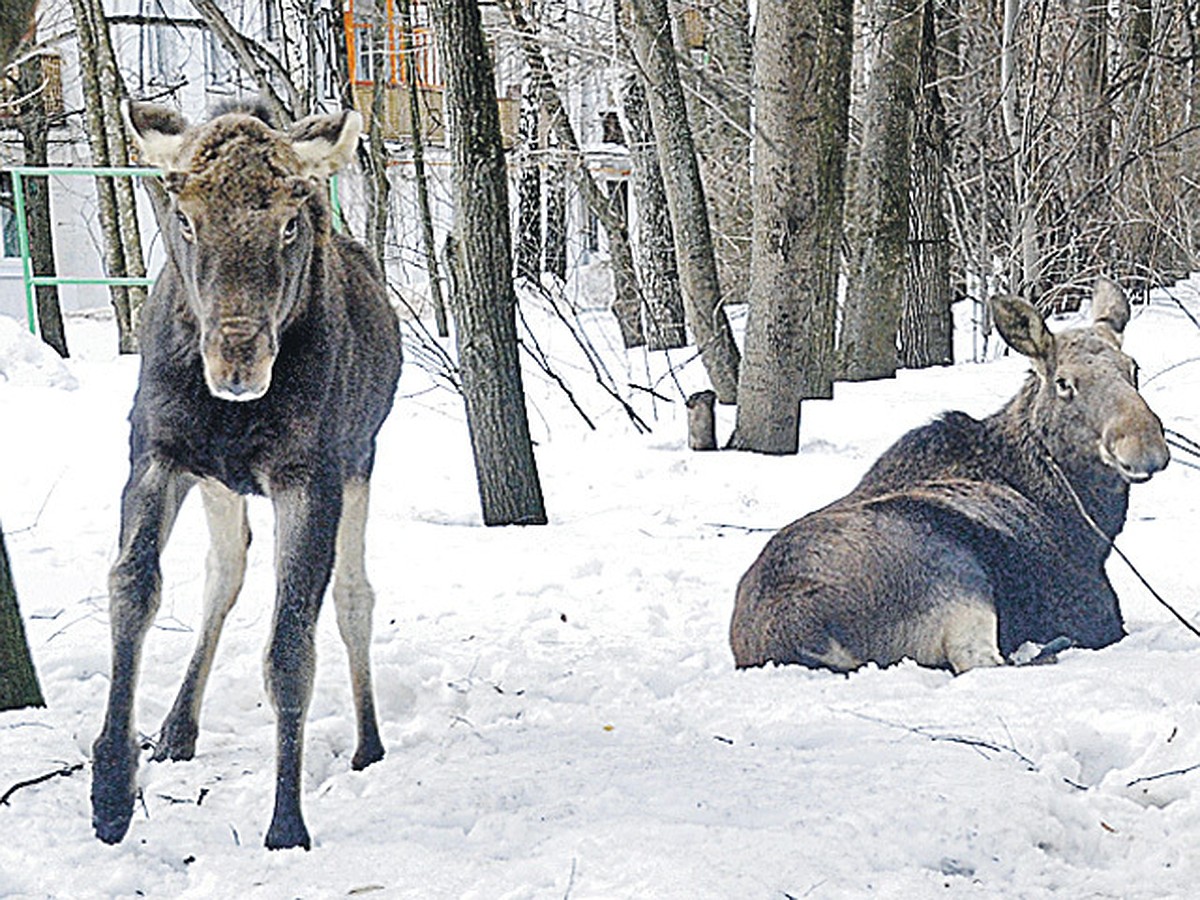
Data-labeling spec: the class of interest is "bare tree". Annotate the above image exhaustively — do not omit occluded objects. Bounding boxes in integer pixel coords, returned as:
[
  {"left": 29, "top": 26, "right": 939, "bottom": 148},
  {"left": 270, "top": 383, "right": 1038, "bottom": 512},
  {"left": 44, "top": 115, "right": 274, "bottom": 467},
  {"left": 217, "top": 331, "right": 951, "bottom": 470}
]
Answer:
[
  {"left": 0, "top": 0, "right": 45, "bottom": 716},
  {"left": 187, "top": 0, "right": 300, "bottom": 120},
  {"left": 514, "top": 78, "right": 542, "bottom": 285},
  {"left": 398, "top": 0, "right": 448, "bottom": 336},
  {"left": 70, "top": 0, "right": 147, "bottom": 353},
  {"left": 498, "top": 0, "right": 646, "bottom": 349},
  {"left": 840, "top": 0, "right": 922, "bottom": 381},
  {"left": 618, "top": 69, "right": 686, "bottom": 350},
  {"left": 806, "top": 0, "right": 853, "bottom": 399},
  {"left": 12, "top": 46, "right": 68, "bottom": 357},
  {"left": 683, "top": 0, "right": 752, "bottom": 312},
  {"left": 730, "top": 0, "right": 823, "bottom": 453},
  {"left": 900, "top": 0, "right": 952, "bottom": 368},
  {"left": 627, "top": 0, "right": 739, "bottom": 401},
  {"left": 428, "top": 0, "right": 547, "bottom": 526}
]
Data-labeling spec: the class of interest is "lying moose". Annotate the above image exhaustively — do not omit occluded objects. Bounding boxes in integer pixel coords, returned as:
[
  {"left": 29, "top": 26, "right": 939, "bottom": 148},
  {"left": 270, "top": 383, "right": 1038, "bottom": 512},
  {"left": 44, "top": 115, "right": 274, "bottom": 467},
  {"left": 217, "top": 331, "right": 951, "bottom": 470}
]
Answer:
[
  {"left": 91, "top": 102, "right": 402, "bottom": 850},
  {"left": 731, "top": 280, "right": 1169, "bottom": 674}
]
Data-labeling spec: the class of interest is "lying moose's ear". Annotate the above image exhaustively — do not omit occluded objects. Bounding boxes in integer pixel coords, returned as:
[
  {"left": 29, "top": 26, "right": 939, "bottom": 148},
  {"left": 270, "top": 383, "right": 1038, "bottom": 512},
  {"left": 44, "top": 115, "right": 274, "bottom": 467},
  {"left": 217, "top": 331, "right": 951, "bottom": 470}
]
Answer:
[
  {"left": 992, "top": 294, "right": 1056, "bottom": 370},
  {"left": 290, "top": 109, "right": 363, "bottom": 179},
  {"left": 1091, "top": 276, "right": 1130, "bottom": 345},
  {"left": 122, "top": 100, "right": 189, "bottom": 170}
]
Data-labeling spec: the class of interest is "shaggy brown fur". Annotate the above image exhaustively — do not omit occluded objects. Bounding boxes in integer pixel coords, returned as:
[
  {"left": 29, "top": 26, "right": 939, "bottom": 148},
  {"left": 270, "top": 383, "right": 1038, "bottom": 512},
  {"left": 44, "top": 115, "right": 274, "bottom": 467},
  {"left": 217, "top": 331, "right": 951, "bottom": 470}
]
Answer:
[
  {"left": 92, "top": 103, "right": 401, "bottom": 851},
  {"left": 731, "top": 281, "right": 1168, "bottom": 674}
]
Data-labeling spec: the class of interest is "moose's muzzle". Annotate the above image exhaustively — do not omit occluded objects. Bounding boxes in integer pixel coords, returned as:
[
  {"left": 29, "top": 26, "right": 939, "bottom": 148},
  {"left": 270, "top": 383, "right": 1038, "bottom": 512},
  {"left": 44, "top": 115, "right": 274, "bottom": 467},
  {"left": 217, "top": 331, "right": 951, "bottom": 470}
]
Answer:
[{"left": 201, "top": 317, "right": 277, "bottom": 402}]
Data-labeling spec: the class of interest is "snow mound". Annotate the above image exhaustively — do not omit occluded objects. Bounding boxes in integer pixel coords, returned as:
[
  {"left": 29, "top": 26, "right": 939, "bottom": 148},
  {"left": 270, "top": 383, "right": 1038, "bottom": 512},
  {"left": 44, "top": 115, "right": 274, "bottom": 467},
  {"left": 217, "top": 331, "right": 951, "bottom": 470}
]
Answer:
[{"left": 0, "top": 316, "right": 78, "bottom": 390}]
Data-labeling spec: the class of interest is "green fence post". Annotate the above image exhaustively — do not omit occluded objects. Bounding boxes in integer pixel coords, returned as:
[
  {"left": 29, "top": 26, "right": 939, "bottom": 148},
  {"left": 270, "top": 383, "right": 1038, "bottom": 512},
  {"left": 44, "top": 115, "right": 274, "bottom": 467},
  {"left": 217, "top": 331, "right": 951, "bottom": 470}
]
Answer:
[
  {"left": 4, "top": 165, "right": 164, "bottom": 336},
  {"left": 10, "top": 169, "right": 36, "bottom": 335}
]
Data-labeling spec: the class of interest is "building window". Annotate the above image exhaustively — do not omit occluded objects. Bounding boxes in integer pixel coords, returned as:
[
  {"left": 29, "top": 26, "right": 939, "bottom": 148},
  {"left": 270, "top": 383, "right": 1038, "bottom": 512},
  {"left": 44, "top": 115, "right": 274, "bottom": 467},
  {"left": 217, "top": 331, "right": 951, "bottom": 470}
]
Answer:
[
  {"left": 143, "top": 24, "right": 184, "bottom": 88},
  {"left": 357, "top": 25, "right": 382, "bottom": 84},
  {"left": 601, "top": 111, "right": 624, "bottom": 145},
  {"left": 1, "top": 174, "right": 20, "bottom": 259},
  {"left": 315, "top": 13, "right": 338, "bottom": 101},
  {"left": 263, "top": 0, "right": 281, "bottom": 42},
  {"left": 204, "top": 31, "right": 237, "bottom": 91}
]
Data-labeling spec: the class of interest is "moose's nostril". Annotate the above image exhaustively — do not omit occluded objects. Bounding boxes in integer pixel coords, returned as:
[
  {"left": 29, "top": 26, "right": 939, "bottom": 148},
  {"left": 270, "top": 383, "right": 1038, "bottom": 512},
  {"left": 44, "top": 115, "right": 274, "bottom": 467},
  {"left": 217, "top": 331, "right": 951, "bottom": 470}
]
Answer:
[{"left": 1107, "top": 431, "right": 1170, "bottom": 481}]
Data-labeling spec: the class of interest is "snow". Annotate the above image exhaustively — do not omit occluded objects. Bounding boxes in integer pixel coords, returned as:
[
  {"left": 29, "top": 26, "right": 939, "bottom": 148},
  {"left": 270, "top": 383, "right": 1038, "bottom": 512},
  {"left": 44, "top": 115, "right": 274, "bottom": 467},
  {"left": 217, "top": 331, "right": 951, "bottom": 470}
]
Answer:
[{"left": 1, "top": 279, "right": 1199, "bottom": 898}]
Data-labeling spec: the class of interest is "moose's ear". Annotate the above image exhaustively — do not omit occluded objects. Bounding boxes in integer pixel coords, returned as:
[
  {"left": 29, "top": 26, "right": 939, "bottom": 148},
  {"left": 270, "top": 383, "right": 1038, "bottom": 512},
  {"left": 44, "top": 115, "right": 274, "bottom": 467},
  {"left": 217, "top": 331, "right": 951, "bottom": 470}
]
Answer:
[
  {"left": 290, "top": 109, "right": 362, "bottom": 179},
  {"left": 1090, "top": 276, "right": 1130, "bottom": 344},
  {"left": 992, "top": 294, "right": 1056, "bottom": 369},
  {"left": 122, "top": 100, "right": 188, "bottom": 170}
]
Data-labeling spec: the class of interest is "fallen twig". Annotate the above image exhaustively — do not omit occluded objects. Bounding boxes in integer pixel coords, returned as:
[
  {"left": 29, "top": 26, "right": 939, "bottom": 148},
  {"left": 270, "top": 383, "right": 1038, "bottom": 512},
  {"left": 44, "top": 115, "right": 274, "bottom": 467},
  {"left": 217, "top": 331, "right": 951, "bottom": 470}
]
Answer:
[
  {"left": 0, "top": 763, "right": 84, "bottom": 806},
  {"left": 845, "top": 710, "right": 1039, "bottom": 771},
  {"left": 1126, "top": 762, "right": 1200, "bottom": 788}
]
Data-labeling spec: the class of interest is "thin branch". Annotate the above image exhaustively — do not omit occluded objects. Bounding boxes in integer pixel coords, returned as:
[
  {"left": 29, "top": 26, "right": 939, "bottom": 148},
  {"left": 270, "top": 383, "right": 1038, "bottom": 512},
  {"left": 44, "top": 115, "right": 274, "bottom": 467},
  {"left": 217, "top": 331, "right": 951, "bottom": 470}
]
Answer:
[{"left": 0, "top": 763, "right": 84, "bottom": 806}]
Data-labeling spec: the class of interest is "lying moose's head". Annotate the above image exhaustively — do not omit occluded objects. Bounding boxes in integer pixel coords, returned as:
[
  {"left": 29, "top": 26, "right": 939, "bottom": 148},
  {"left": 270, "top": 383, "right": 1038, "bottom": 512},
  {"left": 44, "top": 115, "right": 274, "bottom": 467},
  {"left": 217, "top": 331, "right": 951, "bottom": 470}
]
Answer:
[
  {"left": 123, "top": 101, "right": 362, "bottom": 401},
  {"left": 992, "top": 278, "right": 1169, "bottom": 484}
]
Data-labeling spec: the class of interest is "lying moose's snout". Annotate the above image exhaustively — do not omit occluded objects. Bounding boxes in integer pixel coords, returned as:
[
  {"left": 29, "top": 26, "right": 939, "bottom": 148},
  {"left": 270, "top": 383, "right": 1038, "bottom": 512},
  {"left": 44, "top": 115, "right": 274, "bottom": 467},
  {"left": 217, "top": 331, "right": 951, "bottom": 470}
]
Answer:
[
  {"left": 201, "top": 317, "right": 277, "bottom": 402},
  {"left": 1100, "top": 417, "right": 1170, "bottom": 483}
]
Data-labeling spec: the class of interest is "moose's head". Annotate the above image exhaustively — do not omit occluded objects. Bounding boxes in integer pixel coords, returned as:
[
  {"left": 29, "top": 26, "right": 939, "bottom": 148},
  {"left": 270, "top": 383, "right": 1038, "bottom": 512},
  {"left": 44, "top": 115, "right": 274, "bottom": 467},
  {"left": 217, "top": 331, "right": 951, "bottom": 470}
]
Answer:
[
  {"left": 993, "top": 278, "right": 1169, "bottom": 484},
  {"left": 124, "top": 101, "right": 362, "bottom": 402}
]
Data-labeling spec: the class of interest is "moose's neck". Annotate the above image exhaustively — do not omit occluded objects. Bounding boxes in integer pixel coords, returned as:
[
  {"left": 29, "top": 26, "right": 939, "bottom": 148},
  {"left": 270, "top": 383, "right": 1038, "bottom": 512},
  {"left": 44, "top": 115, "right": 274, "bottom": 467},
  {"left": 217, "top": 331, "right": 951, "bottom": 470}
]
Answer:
[{"left": 995, "top": 381, "right": 1131, "bottom": 546}]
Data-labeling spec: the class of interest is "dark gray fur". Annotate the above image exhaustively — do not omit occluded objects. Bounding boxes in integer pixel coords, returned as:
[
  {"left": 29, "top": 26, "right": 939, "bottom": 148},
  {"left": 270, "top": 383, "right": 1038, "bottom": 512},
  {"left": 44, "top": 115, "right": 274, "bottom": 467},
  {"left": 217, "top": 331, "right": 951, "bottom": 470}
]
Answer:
[
  {"left": 731, "top": 282, "right": 1169, "bottom": 674},
  {"left": 92, "top": 103, "right": 401, "bottom": 850}
]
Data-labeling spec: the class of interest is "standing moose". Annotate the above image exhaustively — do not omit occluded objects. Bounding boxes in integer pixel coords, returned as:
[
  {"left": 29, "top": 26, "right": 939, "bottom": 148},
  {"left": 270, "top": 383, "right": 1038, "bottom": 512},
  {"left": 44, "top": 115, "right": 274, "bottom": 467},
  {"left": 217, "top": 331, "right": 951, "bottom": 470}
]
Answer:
[
  {"left": 91, "top": 102, "right": 402, "bottom": 850},
  {"left": 731, "top": 280, "right": 1169, "bottom": 674}
]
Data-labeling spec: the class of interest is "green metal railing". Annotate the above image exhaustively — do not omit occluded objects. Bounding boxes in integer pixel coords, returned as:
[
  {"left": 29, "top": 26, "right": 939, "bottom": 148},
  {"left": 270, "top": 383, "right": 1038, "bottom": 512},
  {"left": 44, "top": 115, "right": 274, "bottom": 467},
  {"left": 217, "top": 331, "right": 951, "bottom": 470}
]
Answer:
[
  {"left": 8, "top": 165, "right": 163, "bottom": 335},
  {"left": 8, "top": 165, "right": 347, "bottom": 336}
]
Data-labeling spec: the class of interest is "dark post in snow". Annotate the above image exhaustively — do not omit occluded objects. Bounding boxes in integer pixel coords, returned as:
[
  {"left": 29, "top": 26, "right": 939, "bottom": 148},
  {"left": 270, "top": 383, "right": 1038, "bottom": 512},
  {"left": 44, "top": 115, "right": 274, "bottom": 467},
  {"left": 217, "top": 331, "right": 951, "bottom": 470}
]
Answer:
[
  {"left": 428, "top": 0, "right": 547, "bottom": 526},
  {"left": 686, "top": 390, "right": 718, "bottom": 451}
]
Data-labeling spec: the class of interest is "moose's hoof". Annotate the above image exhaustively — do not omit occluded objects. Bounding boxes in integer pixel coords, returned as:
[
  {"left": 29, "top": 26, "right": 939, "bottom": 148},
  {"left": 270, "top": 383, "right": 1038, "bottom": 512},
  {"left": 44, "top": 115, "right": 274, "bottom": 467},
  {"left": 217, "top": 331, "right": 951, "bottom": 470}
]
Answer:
[
  {"left": 151, "top": 715, "right": 198, "bottom": 763},
  {"left": 265, "top": 814, "right": 311, "bottom": 851},
  {"left": 1009, "top": 636, "right": 1074, "bottom": 667},
  {"left": 350, "top": 735, "right": 385, "bottom": 771},
  {"left": 91, "top": 737, "right": 138, "bottom": 844}
]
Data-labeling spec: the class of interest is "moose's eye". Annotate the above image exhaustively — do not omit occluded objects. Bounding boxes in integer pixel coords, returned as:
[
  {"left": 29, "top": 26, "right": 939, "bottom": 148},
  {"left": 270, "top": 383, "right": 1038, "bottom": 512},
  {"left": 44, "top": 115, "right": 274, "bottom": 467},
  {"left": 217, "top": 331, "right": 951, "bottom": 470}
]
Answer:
[
  {"left": 281, "top": 215, "right": 299, "bottom": 244},
  {"left": 1054, "top": 375, "right": 1076, "bottom": 399},
  {"left": 176, "top": 211, "right": 194, "bottom": 242}
]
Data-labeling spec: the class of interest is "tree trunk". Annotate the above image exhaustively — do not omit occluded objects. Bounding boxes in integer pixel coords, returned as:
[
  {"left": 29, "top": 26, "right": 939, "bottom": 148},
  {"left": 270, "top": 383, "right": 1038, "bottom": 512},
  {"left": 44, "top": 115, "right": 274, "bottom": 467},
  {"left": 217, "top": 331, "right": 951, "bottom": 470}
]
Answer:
[
  {"left": 730, "top": 0, "right": 822, "bottom": 454},
  {"left": 0, "top": 0, "right": 38, "bottom": 70},
  {"left": 686, "top": 0, "right": 752, "bottom": 311},
  {"left": 16, "top": 52, "right": 68, "bottom": 358},
  {"left": 840, "top": 0, "right": 922, "bottom": 381},
  {"left": 806, "top": 0, "right": 853, "bottom": 399},
  {"left": 0, "top": 527, "right": 44, "bottom": 712},
  {"left": 429, "top": 0, "right": 547, "bottom": 527},
  {"left": 364, "top": 38, "right": 391, "bottom": 275},
  {"left": 71, "top": 0, "right": 148, "bottom": 353},
  {"left": 544, "top": 148, "right": 566, "bottom": 282},
  {"left": 627, "top": 0, "right": 740, "bottom": 402},
  {"left": 187, "top": 0, "right": 300, "bottom": 121},
  {"left": 900, "top": 0, "right": 952, "bottom": 368},
  {"left": 399, "top": 0, "right": 448, "bottom": 337},
  {"left": 620, "top": 72, "right": 686, "bottom": 350},
  {"left": 497, "top": 0, "right": 645, "bottom": 349},
  {"left": 514, "top": 82, "right": 542, "bottom": 285},
  {"left": 1000, "top": 0, "right": 1037, "bottom": 296}
]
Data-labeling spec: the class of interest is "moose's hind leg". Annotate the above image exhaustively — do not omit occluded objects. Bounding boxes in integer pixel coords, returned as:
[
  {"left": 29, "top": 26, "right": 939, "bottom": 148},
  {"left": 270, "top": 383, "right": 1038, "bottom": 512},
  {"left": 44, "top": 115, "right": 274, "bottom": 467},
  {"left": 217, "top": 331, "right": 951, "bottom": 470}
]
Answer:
[
  {"left": 938, "top": 601, "right": 1005, "bottom": 673},
  {"left": 153, "top": 480, "right": 250, "bottom": 762},
  {"left": 912, "top": 537, "right": 1004, "bottom": 674},
  {"left": 332, "top": 477, "right": 385, "bottom": 771}
]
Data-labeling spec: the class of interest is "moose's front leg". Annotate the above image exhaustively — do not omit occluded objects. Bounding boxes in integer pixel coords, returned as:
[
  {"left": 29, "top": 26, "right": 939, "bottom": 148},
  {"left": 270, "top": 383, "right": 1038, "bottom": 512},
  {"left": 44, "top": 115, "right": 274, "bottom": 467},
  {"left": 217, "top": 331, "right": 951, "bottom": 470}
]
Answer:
[
  {"left": 92, "top": 459, "right": 193, "bottom": 844},
  {"left": 263, "top": 478, "right": 341, "bottom": 851}
]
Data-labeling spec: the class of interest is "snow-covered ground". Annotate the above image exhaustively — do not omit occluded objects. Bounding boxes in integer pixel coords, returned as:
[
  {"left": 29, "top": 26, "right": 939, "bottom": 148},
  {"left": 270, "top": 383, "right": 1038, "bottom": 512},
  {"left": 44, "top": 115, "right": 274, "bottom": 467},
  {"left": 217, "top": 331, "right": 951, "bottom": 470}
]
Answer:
[{"left": 1, "top": 279, "right": 1198, "bottom": 899}]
